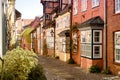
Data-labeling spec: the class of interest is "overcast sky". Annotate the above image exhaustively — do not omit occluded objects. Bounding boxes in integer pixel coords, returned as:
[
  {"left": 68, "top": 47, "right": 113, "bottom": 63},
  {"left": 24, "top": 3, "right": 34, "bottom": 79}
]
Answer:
[{"left": 15, "top": 0, "right": 43, "bottom": 19}]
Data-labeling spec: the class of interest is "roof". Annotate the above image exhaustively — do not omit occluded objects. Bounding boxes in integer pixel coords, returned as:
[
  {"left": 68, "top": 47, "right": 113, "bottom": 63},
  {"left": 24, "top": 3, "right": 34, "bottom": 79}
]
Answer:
[
  {"left": 58, "top": 29, "right": 70, "bottom": 37},
  {"left": 15, "top": 9, "right": 21, "bottom": 19},
  {"left": 58, "top": 4, "right": 72, "bottom": 15},
  {"left": 77, "top": 16, "right": 104, "bottom": 28}
]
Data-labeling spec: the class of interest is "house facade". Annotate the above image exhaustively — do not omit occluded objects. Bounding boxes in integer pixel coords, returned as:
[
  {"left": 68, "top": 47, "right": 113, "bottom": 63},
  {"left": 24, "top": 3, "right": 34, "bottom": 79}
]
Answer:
[
  {"left": 41, "top": 0, "right": 59, "bottom": 57},
  {"left": 55, "top": 11, "right": 71, "bottom": 61},
  {"left": 17, "top": 19, "right": 34, "bottom": 49},
  {"left": 41, "top": 0, "right": 71, "bottom": 57},
  {"left": 107, "top": 0, "right": 120, "bottom": 74},
  {"left": 0, "top": 0, "right": 8, "bottom": 56},
  {"left": 72, "top": 0, "right": 105, "bottom": 70}
]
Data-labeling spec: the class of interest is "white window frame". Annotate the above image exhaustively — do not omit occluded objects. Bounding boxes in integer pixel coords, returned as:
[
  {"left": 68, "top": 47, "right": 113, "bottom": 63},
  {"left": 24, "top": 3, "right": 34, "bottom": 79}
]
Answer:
[
  {"left": 81, "top": 30, "right": 91, "bottom": 43},
  {"left": 115, "top": 32, "right": 120, "bottom": 63},
  {"left": 73, "top": 0, "right": 78, "bottom": 15},
  {"left": 92, "top": 0, "right": 100, "bottom": 8},
  {"left": 93, "top": 30, "right": 102, "bottom": 43},
  {"left": 81, "top": 0, "right": 87, "bottom": 12},
  {"left": 115, "top": 0, "right": 120, "bottom": 14},
  {"left": 93, "top": 45, "right": 102, "bottom": 58},
  {"left": 81, "top": 44, "right": 92, "bottom": 58}
]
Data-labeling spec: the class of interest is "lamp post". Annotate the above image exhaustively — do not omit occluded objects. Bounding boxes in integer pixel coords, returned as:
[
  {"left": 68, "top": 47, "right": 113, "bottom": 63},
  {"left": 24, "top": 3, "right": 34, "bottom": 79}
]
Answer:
[{"left": 50, "top": 29, "right": 55, "bottom": 57}]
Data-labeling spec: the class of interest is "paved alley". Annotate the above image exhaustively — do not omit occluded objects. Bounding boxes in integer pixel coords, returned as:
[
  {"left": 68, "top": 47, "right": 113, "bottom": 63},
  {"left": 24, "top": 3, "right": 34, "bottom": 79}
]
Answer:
[{"left": 38, "top": 55, "right": 119, "bottom": 80}]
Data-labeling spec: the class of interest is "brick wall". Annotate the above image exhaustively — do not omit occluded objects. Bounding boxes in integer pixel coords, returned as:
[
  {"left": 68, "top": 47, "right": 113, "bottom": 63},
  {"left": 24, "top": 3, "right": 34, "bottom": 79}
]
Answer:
[
  {"left": 107, "top": 0, "right": 120, "bottom": 74},
  {"left": 72, "top": 0, "right": 104, "bottom": 69}
]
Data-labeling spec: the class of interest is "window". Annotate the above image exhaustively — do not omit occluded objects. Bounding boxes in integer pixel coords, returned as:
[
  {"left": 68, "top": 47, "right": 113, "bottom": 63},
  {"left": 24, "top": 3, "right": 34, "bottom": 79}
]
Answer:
[
  {"left": 81, "top": 30, "right": 91, "bottom": 43},
  {"left": 92, "top": 0, "right": 100, "bottom": 8},
  {"left": 115, "top": 0, "right": 120, "bottom": 13},
  {"left": 81, "top": 44, "right": 92, "bottom": 58},
  {"left": 62, "top": 37, "right": 70, "bottom": 53},
  {"left": 45, "top": 14, "right": 50, "bottom": 19},
  {"left": 73, "top": 0, "right": 78, "bottom": 15},
  {"left": 93, "top": 30, "right": 102, "bottom": 43},
  {"left": 93, "top": 45, "right": 102, "bottom": 58},
  {"left": 81, "top": 0, "right": 87, "bottom": 12},
  {"left": 115, "top": 32, "right": 120, "bottom": 63},
  {"left": 81, "top": 30, "right": 92, "bottom": 58},
  {"left": 45, "top": 2, "right": 50, "bottom": 7},
  {"left": 81, "top": 30, "right": 102, "bottom": 59},
  {"left": 73, "top": 34, "right": 77, "bottom": 52}
]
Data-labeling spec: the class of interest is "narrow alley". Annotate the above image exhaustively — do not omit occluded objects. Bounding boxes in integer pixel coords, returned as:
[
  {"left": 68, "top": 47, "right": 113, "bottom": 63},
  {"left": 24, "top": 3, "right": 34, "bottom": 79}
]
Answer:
[{"left": 38, "top": 55, "right": 119, "bottom": 80}]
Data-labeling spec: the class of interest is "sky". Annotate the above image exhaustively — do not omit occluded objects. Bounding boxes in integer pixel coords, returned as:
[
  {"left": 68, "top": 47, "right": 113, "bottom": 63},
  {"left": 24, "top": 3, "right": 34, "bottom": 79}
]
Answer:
[{"left": 15, "top": 0, "right": 43, "bottom": 19}]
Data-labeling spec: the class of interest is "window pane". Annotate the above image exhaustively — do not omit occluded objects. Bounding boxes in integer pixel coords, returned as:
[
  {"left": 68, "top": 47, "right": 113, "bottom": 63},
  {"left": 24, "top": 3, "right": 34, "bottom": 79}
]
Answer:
[
  {"left": 93, "top": 30, "right": 102, "bottom": 43},
  {"left": 94, "top": 46, "right": 100, "bottom": 54},
  {"left": 81, "top": 0, "right": 87, "bottom": 11},
  {"left": 116, "top": 49, "right": 120, "bottom": 61},
  {"left": 92, "top": 0, "right": 100, "bottom": 7},
  {"left": 81, "top": 30, "right": 91, "bottom": 43},
  {"left": 115, "top": 0, "right": 120, "bottom": 13},
  {"left": 81, "top": 44, "right": 91, "bottom": 58},
  {"left": 73, "top": 0, "right": 78, "bottom": 15},
  {"left": 93, "top": 45, "right": 102, "bottom": 58}
]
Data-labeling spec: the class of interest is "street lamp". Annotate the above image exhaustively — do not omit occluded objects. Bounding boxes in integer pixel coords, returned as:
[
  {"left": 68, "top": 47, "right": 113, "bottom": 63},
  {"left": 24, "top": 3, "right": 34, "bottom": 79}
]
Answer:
[
  {"left": 50, "top": 29, "right": 55, "bottom": 57},
  {"left": 50, "top": 29, "right": 54, "bottom": 37}
]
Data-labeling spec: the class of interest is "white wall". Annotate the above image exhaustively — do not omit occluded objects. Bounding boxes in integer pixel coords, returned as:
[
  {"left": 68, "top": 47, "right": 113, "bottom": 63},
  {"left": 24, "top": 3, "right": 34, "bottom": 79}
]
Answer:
[{"left": 0, "top": 0, "right": 3, "bottom": 57}]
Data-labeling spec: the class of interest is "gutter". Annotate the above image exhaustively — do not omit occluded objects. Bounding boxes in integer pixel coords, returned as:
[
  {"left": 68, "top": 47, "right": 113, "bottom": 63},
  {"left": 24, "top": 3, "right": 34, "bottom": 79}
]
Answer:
[{"left": 104, "top": 0, "right": 107, "bottom": 70}]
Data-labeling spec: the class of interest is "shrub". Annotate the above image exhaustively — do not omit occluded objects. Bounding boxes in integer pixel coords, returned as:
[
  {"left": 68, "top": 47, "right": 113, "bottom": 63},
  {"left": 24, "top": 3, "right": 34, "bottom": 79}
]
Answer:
[
  {"left": 1, "top": 48, "right": 38, "bottom": 80},
  {"left": 89, "top": 65, "right": 101, "bottom": 73},
  {"left": 28, "top": 64, "right": 47, "bottom": 80}
]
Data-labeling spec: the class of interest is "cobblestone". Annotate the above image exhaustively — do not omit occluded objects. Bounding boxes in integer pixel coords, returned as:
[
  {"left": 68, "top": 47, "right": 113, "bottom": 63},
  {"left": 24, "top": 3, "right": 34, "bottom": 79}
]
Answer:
[{"left": 38, "top": 55, "right": 120, "bottom": 80}]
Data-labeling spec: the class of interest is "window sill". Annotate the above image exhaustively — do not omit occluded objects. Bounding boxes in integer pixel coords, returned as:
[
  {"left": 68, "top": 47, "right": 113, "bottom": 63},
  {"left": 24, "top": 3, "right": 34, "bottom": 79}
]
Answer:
[
  {"left": 81, "top": 56, "right": 102, "bottom": 60},
  {"left": 92, "top": 5, "right": 100, "bottom": 9},
  {"left": 113, "top": 13, "right": 120, "bottom": 16},
  {"left": 81, "top": 10, "right": 87, "bottom": 12},
  {"left": 114, "top": 62, "right": 120, "bottom": 65}
]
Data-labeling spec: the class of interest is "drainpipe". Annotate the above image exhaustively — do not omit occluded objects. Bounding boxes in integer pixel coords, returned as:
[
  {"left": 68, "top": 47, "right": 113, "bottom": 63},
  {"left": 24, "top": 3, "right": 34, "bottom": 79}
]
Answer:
[{"left": 104, "top": 0, "right": 107, "bottom": 70}]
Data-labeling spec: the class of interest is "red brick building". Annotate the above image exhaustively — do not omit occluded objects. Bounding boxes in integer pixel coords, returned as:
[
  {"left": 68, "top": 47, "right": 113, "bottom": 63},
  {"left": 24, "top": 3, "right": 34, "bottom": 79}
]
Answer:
[
  {"left": 72, "top": 0, "right": 105, "bottom": 70},
  {"left": 107, "top": 0, "right": 120, "bottom": 74}
]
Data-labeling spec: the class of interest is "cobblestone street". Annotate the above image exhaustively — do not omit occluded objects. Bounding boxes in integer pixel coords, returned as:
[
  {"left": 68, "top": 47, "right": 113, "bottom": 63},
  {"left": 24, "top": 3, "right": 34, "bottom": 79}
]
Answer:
[{"left": 38, "top": 55, "right": 119, "bottom": 80}]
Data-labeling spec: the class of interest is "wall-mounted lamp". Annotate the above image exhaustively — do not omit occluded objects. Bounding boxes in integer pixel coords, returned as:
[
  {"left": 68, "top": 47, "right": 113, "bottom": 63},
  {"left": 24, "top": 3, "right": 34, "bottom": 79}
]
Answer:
[{"left": 50, "top": 29, "right": 54, "bottom": 37}]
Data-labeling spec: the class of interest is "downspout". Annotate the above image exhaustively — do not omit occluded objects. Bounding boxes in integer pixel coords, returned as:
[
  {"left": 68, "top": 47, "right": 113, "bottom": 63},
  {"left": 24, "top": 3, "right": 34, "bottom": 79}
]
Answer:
[{"left": 104, "top": 0, "right": 107, "bottom": 70}]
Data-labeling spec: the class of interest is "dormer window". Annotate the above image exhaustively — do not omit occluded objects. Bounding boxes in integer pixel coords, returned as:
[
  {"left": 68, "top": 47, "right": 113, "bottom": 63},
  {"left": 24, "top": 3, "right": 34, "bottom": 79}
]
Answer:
[
  {"left": 45, "top": 14, "right": 50, "bottom": 19},
  {"left": 45, "top": 2, "right": 50, "bottom": 8}
]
